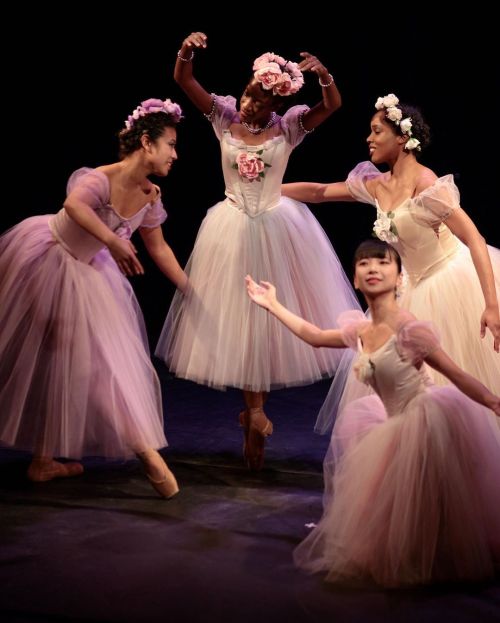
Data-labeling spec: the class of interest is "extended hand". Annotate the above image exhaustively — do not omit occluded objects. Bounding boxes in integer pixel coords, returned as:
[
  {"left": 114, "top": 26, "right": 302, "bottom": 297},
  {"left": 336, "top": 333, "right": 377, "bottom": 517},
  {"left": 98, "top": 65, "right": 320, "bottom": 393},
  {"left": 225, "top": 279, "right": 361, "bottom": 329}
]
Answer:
[
  {"left": 245, "top": 275, "right": 276, "bottom": 310},
  {"left": 182, "top": 32, "right": 207, "bottom": 49},
  {"left": 108, "top": 237, "right": 144, "bottom": 276},
  {"left": 480, "top": 305, "right": 500, "bottom": 352},
  {"left": 298, "top": 52, "right": 328, "bottom": 79}
]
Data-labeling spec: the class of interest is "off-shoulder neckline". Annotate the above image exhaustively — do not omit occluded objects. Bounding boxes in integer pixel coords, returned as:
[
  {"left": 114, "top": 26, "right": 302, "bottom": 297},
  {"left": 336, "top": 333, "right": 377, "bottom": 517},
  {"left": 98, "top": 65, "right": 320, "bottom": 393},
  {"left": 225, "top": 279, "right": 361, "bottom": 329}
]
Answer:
[
  {"left": 357, "top": 163, "right": 455, "bottom": 213},
  {"left": 88, "top": 169, "right": 158, "bottom": 221}
]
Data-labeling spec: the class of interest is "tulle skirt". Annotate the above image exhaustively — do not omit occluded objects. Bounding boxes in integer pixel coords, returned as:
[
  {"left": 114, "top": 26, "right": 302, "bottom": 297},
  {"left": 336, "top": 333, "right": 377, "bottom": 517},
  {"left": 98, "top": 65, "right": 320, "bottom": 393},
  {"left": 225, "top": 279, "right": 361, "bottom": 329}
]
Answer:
[
  {"left": 156, "top": 198, "right": 359, "bottom": 391},
  {"left": 295, "top": 386, "right": 500, "bottom": 587},
  {"left": 315, "top": 242, "right": 500, "bottom": 433},
  {"left": 0, "top": 216, "right": 167, "bottom": 459}
]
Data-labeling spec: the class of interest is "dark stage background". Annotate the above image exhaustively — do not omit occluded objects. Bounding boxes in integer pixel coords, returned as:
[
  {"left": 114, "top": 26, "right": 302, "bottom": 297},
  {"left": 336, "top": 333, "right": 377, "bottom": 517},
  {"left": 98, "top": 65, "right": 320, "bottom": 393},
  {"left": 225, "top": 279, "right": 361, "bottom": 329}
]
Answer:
[{"left": 5, "top": 11, "right": 498, "bottom": 345}]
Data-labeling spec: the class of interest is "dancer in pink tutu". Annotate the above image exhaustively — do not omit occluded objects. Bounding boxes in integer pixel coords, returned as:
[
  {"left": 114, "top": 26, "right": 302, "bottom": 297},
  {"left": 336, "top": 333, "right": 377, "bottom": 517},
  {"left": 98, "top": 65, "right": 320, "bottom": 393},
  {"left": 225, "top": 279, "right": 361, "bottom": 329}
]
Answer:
[
  {"left": 0, "top": 98, "right": 186, "bottom": 498},
  {"left": 247, "top": 239, "right": 500, "bottom": 587},
  {"left": 156, "top": 31, "right": 359, "bottom": 470},
  {"left": 282, "top": 93, "right": 500, "bottom": 433}
]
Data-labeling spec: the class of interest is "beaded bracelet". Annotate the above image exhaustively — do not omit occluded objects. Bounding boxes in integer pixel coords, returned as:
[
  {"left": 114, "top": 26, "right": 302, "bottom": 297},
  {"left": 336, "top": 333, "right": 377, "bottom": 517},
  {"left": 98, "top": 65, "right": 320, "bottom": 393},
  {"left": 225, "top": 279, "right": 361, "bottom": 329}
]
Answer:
[
  {"left": 319, "top": 73, "right": 335, "bottom": 88},
  {"left": 177, "top": 49, "right": 194, "bottom": 63},
  {"left": 298, "top": 111, "right": 314, "bottom": 135},
  {"left": 203, "top": 95, "right": 217, "bottom": 121}
]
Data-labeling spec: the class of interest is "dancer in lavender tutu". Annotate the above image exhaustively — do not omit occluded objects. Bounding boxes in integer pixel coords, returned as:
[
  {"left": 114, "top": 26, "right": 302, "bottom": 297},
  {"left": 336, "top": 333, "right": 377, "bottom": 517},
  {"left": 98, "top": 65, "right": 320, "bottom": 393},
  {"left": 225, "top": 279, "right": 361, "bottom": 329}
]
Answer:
[{"left": 0, "top": 98, "right": 186, "bottom": 498}]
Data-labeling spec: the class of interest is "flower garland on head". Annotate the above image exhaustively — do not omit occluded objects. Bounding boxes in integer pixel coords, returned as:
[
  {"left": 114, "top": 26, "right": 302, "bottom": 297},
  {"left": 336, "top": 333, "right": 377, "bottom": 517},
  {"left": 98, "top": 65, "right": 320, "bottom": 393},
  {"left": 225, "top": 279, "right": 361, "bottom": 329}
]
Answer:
[
  {"left": 252, "top": 52, "right": 304, "bottom": 97},
  {"left": 375, "top": 93, "right": 421, "bottom": 151},
  {"left": 125, "top": 98, "right": 183, "bottom": 130}
]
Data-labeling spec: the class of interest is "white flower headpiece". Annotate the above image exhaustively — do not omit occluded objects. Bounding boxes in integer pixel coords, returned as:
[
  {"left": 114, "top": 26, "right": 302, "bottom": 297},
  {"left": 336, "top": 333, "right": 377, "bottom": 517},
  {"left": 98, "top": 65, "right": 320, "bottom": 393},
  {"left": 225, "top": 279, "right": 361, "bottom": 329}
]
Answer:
[
  {"left": 252, "top": 52, "right": 304, "bottom": 97},
  {"left": 375, "top": 93, "right": 421, "bottom": 152},
  {"left": 125, "top": 98, "right": 183, "bottom": 130}
]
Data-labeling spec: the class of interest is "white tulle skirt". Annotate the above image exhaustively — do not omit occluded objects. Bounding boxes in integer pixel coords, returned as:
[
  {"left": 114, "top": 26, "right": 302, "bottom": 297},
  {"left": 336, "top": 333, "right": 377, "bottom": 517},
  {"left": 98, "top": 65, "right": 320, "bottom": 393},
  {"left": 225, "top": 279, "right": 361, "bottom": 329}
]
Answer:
[
  {"left": 315, "top": 242, "right": 500, "bottom": 433},
  {"left": 0, "top": 216, "right": 167, "bottom": 459},
  {"left": 156, "top": 198, "right": 359, "bottom": 391},
  {"left": 295, "top": 386, "right": 500, "bottom": 587}
]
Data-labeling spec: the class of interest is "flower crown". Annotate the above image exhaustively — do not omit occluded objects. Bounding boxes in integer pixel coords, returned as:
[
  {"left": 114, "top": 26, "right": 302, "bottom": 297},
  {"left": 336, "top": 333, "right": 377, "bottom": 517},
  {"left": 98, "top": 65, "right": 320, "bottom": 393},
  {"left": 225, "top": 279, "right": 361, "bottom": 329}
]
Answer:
[
  {"left": 124, "top": 98, "right": 183, "bottom": 130},
  {"left": 252, "top": 52, "right": 304, "bottom": 97},
  {"left": 375, "top": 93, "right": 421, "bottom": 151}
]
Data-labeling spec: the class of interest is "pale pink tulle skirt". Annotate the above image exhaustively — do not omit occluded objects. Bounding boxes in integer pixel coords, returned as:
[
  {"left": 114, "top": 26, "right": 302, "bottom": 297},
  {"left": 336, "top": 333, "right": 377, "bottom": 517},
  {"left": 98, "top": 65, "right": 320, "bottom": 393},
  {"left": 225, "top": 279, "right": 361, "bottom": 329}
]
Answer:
[
  {"left": 0, "top": 216, "right": 167, "bottom": 459},
  {"left": 315, "top": 242, "right": 500, "bottom": 434},
  {"left": 295, "top": 387, "right": 500, "bottom": 587},
  {"left": 156, "top": 198, "right": 360, "bottom": 391}
]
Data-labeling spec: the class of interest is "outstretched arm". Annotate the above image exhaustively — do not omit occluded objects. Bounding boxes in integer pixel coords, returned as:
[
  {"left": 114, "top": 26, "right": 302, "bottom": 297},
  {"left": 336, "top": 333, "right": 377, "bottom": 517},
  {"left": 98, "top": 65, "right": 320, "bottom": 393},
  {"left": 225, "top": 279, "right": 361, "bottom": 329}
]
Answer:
[
  {"left": 445, "top": 207, "right": 500, "bottom": 351},
  {"left": 281, "top": 181, "right": 355, "bottom": 203},
  {"left": 245, "top": 276, "right": 345, "bottom": 348},
  {"left": 139, "top": 226, "right": 188, "bottom": 292},
  {"left": 298, "top": 52, "right": 341, "bottom": 131},
  {"left": 425, "top": 348, "right": 500, "bottom": 415},
  {"left": 174, "top": 31, "right": 213, "bottom": 115}
]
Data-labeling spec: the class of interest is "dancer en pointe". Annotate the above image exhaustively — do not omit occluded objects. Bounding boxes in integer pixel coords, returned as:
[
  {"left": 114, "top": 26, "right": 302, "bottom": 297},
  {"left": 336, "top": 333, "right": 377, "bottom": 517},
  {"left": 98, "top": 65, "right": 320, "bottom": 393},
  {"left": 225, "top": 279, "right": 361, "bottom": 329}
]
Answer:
[{"left": 156, "top": 31, "right": 359, "bottom": 470}]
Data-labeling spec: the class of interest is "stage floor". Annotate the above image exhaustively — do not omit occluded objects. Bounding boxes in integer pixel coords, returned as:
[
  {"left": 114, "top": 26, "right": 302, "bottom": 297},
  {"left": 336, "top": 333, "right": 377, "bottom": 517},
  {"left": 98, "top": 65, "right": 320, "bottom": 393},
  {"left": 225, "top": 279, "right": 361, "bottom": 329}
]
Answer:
[{"left": 0, "top": 371, "right": 498, "bottom": 622}]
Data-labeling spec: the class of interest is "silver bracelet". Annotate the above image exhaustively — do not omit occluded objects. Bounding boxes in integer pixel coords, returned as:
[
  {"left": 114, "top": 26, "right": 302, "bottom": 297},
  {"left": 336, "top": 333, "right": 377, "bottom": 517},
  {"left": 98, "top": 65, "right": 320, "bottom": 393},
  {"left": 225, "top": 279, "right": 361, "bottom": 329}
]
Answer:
[
  {"left": 177, "top": 49, "right": 194, "bottom": 63},
  {"left": 319, "top": 73, "right": 334, "bottom": 88}
]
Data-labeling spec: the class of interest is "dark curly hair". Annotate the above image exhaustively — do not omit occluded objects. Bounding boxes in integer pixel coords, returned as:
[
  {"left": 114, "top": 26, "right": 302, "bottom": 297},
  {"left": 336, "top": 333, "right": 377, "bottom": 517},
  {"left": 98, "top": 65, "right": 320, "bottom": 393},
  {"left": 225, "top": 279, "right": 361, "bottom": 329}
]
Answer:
[
  {"left": 118, "top": 112, "right": 180, "bottom": 159},
  {"left": 378, "top": 103, "right": 431, "bottom": 153},
  {"left": 244, "top": 77, "right": 292, "bottom": 113}
]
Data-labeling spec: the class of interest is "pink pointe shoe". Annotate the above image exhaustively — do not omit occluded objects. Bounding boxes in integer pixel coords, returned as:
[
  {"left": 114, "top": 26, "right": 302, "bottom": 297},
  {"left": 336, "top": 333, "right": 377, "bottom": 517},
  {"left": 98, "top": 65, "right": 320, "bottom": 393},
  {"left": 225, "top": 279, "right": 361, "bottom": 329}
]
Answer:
[
  {"left": 27, "top": 459, "right": 84, "bottom": 482},
  {"left": 137, "top": 449, "right": 179, "bottom": 499}
]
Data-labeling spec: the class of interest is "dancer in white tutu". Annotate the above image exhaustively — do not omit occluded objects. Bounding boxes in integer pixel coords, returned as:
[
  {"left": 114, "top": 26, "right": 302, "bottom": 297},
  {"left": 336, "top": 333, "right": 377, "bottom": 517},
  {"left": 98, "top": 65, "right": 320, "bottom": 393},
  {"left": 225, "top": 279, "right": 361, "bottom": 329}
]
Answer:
[
  {"left": 156, "top": 32, "right": 359, "bottom": 470},
  {"left": 0, "top": 98, "right": 186, "bottom": 498},
  {"left": 247, "top": 239, "right": 500, "bottom": 587},
  {"left": 282, "top": 93, "right": 500, "bottom": 432}
]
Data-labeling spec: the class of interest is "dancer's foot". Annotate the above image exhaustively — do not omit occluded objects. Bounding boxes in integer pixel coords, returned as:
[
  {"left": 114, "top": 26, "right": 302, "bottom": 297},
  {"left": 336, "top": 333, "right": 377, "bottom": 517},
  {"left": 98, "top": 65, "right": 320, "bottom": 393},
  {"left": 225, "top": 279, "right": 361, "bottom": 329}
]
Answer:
[
  {"left": 239, "top": 409, "right": 250, "bottom": 464},
  {"left": 245, "top": 408, "right": 273, "bottom": 471},
  {"left": 137, "top": 449, "right": 179, "bottom": 499},
  {"left": 27, "top": 459, "right": 84, "bottom": 482}
]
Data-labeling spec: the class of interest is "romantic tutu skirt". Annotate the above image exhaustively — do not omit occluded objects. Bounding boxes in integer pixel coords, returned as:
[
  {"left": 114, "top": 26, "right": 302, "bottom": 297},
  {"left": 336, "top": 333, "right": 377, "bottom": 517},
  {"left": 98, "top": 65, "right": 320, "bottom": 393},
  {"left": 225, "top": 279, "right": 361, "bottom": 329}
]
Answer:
[
  {"left": 0, "top": 216, "right": 167, "bottom": 459},
  {"left": 156, "top": 197, "right": 359, "bottom": 391},
  {"left": 315, "top": 242, "right": 500, "bottom": 433},
  {"left": 295, "top": 386, "right": 500, "bottom": 587}
]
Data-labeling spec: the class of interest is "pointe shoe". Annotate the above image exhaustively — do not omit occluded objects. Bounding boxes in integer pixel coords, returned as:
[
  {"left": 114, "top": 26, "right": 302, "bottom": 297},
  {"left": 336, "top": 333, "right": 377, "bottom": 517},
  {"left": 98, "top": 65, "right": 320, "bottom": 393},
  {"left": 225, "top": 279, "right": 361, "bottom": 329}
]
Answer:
[
  {"left": 245, "top": 407, "right": 273, "bottom": 471},
  {"left": 27, "top": 459, "right": 84, "bottom": 482},
  {"left": 138, "top": 450, "right": 179, "bottom": 499},
  {"left": 239, "top": 409, "right": 250, "bottom": 463}
]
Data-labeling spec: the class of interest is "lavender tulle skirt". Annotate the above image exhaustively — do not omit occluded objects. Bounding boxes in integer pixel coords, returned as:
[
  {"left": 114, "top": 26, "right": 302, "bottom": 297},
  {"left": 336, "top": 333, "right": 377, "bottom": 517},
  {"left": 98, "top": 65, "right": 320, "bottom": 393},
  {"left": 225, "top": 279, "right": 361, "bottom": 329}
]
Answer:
[{"left": 0, "top": 216, "right": 167, "bottom": 459}]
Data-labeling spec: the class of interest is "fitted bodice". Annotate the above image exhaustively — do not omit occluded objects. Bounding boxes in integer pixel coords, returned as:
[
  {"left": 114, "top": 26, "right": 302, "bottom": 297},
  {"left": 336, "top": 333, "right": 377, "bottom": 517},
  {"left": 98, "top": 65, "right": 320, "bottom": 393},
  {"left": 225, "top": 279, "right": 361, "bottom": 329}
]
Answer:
[
  {"left": 208, "top": 94, "right": 309, "bottom": 218},
  {"left": 346, "top": 162, "right": 462, "bottom": 286},
  {"left": 375, "top": 199, "right": 460, "bottom": 285},
  {"left": 356, "top": 336, "right": 432, "bottom": 418},
  {"left": 48, "top": 168, "right": 167, "bottom": 263},
  {"left": 220, "top": 133, "right": 293, "bottom": 217}
]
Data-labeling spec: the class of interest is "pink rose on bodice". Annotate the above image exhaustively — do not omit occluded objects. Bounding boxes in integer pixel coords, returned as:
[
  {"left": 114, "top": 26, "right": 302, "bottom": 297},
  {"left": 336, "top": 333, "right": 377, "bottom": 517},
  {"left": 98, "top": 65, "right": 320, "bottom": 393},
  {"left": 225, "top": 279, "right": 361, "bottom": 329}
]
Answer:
[{"left": 235, "top": 152, "right": 266, "bottom": 182}]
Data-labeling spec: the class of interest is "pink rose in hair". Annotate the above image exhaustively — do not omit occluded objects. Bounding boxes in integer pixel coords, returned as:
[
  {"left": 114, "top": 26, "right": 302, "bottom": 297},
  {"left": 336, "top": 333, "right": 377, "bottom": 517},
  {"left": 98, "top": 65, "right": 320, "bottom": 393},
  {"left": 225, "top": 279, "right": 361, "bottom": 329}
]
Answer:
[
  {"left": 236, "top": 152, "right": 265, "bottom": 181},
  {"left": 274, "top": 73, "right": 293, "bottom": 97},
  {"left": 124, "top": 98, "right": 183, "bottom": 129},
  {"left": 252, "top": 53, "right": 304, "bottom": 97},
  {"left": 254, "top": 64, "right": 282, "bottom": 91},
  {"left": 253, "top": 52, "right": 286, "bottom": 71}
]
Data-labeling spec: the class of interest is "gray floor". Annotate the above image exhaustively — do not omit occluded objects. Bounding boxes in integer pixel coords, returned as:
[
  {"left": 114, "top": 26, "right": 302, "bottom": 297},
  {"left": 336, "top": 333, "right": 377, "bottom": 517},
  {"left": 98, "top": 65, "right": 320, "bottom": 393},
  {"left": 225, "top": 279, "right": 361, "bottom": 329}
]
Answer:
[{"left": 1, "top": 375, "right": 499, "bottom": 623}]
